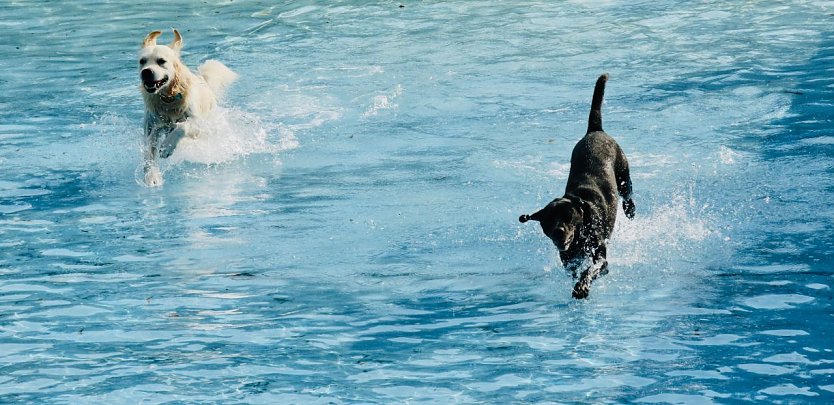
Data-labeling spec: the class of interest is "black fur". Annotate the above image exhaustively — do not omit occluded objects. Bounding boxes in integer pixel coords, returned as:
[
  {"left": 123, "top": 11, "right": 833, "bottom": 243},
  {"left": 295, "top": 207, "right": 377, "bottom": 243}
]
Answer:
[{"left": 520, "top": 74, "right": 635, "bottom": 299}]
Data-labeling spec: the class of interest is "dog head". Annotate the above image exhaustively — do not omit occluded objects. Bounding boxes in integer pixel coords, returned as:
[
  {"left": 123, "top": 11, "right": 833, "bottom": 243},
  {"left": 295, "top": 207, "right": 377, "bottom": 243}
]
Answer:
[
  {"left": 519, "top": 197, "right": 586, "bottom": 251},
  {"left": 138, "top": 29, "right": 183, "bottom": 95}
]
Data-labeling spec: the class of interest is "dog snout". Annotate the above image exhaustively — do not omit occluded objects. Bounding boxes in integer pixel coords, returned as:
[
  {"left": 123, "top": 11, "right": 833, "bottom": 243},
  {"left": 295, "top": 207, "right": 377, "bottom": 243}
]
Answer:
[
  {"left": 140, "top": 68, "right": 155, "bottom": 82},
  {"left": 552, "top": 227, "right": 572, "bottom": 251}
]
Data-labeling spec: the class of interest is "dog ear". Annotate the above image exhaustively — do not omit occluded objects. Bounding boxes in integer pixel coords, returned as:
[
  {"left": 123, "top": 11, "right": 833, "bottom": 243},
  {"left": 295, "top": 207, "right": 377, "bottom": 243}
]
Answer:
[
  {"left": 519, "top": 209, "right": 543, "bottom": 223},
  {"left": 170, "top": 29, "right": 183, "bottom": 52},
  {"left": 565, "top": 195, "right": 586, "bottom": 218},
  {"left": 142, "top": 31, "right": 162, "bottom": 48},
  {"left": 167, "top": 61, "right": 190, "bottom": 97}
]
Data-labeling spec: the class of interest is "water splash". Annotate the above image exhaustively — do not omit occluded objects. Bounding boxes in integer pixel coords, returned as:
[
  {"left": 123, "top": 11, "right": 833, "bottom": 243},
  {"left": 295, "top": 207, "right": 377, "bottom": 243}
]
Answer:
[
  {"left": 362, "top": 84, "right": 403, "bottom": 118},
  {"left": 135, "top": 107, "right": 297, "bottom": 186},
  {"left": 611, "top": 193, "right": 719, "bottom": 268}
]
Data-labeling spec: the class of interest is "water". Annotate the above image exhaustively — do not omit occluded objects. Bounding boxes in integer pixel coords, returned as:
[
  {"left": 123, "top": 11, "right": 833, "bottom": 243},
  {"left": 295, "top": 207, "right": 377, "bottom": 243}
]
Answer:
[{"left": 1, "top": 1, "right": 833, "bottom": 403}]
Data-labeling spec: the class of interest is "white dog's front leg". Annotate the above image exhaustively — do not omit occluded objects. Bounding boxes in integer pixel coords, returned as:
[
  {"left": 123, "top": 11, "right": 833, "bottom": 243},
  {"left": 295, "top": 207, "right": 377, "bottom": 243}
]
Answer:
[
  {"left": 159, "top": 120, "right": 200, "bottom": 158},
  {"left": 143, "top": 115, "right": 164, "bottom": 187},
  {"left": 143, "top": 163, "right": 163, "bottom": 187},
  {"left": 158, "top": 126, "right": 184, "bottom": 159}
]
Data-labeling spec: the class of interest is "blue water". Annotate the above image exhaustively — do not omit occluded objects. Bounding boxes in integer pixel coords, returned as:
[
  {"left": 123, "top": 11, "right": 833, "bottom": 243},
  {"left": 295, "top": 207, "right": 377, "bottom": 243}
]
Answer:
[{"left": 1, "top": 1, "right": 833, "bottom": 403}]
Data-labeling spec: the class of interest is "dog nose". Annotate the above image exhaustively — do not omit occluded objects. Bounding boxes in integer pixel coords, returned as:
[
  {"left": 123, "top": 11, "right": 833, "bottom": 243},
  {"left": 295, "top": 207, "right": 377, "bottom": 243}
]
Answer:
[{"left": 140, "top": 69, "right": 154, "bottom": 82}]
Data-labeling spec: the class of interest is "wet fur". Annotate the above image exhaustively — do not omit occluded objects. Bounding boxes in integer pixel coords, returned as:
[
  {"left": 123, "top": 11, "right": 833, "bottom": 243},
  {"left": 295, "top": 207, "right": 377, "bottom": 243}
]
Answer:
[
  {"left": 138, "top": 29, "right": 237, "bottom": 186},
  {"left": 520, "top": 74, "right": 635, "bottom": 299}
]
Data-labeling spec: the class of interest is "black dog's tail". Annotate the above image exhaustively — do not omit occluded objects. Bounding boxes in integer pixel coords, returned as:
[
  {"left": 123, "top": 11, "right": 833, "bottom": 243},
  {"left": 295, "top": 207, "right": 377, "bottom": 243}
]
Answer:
[{"left": 587, "top": 73, "right": 608, "bottom": 134}]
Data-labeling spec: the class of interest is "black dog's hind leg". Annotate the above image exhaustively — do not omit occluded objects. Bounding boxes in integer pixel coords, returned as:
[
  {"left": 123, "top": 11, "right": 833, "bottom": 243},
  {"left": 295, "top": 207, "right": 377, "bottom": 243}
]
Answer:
[
  {"left": 593, "top": 244, "right": 608, "bottom": 278},
  {"left": 615, "top": 148, "right": 636, "bottom": 219}
]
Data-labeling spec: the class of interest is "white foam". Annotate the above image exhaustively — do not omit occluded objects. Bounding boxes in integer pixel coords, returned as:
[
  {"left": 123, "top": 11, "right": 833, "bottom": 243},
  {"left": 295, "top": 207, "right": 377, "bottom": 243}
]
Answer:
[
  {"left": 610, "top": 194, "right": 715, "bottom": 267},
  {"left": 136, "top": 107, "right": 298, "bottom": 186},
  {"left": 361, "top": 84, "right": 403, "bottom": 118},
  {"left": 165, "top": 107, "right": 295, "bottom": 165},
  {"left": 718, "top": 145, "right": 743, "bottom": 164}
]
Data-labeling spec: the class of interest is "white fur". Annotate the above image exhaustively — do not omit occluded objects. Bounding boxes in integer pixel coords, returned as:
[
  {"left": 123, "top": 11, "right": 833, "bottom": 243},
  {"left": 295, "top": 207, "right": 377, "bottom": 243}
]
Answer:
[{"left": 138, "top": 29, "right": 237, "bottom": 186}]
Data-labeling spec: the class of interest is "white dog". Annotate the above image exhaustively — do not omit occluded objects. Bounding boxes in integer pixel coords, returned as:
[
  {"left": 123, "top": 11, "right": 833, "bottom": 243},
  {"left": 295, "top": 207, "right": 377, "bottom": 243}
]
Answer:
[{"left": 138, "top": 29, "right": 238, "bottom": 186}]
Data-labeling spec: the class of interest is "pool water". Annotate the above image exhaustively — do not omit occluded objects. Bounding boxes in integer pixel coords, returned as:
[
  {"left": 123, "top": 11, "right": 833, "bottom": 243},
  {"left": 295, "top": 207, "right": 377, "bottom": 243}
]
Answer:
[{"left": 1, "top": 1, "right": 833, "bottom": 403}]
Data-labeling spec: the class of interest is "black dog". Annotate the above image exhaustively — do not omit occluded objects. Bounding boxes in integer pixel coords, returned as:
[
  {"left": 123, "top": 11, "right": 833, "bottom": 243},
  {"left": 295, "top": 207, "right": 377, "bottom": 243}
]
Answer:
[{"left": 520, "top": 74, "right": 635, "bottom": 299}]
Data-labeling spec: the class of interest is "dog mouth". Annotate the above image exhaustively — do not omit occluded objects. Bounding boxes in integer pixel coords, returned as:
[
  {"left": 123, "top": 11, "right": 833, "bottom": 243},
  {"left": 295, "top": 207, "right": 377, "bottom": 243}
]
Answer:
[{"left": 143, "top": 77, "right": 168, "bottom": 93}]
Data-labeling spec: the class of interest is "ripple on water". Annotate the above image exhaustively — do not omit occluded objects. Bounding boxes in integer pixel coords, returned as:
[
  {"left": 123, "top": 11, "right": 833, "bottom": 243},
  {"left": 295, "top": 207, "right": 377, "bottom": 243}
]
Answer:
[
  {"left": 544, "top": 374, "right": 656, "bottom": 393},
  {"left": 758, "top": 383, "right": 819, "bottom": 397},
  {"left": 740, "top": 294, "right": 815, "bottom": 310},
  {"left": 738, "top": 363, "right": 797, "bottom": 376},
  {"left": 636, "top": 393, "right": 721, "bottom": 405},
  {"left": 40, "top": 248, "right": 93, "bottom": 257},
  {"left": 1, "top": 1, "right": 834, "bottom": 404}
]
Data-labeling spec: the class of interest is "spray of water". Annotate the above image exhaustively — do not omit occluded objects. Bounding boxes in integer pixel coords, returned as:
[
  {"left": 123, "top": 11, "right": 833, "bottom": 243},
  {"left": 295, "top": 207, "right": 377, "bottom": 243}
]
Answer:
[
  {"left": 610, "top": 193, "right": 716, "bottom": 268},
  {"left": 133, "top": 107, "right": 298, "bottom": 186}
]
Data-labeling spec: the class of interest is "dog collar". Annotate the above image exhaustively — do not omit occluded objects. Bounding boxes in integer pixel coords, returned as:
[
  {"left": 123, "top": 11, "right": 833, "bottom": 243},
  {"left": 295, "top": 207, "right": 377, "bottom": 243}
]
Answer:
[{"left": 159, "top": 92, "right": 183, "bottom": 103}]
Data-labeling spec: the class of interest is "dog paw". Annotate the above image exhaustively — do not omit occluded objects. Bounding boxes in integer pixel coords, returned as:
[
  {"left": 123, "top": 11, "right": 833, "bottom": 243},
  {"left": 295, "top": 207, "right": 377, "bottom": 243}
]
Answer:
[
  {"left": 144, "top": 165, "right": 164, "bottom": 187},
  {"left": 572, "top": 282, "right": 590, "bottom": 299},
  {"left": 159, "top": 144, "right": 174, "bottom": 159},
  {"left": 158, "top": 139, "right": 177, "bottom": 159},
  {"left": 623, "top": 199, "right": 635, "bottom": 219},
  {"left": 159, "top": 128, "right": 185, "bottom": 158}
]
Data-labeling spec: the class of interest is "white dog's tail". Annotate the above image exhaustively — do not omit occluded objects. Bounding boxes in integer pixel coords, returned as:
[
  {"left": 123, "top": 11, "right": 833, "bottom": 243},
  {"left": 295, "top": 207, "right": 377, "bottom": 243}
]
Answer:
[{"left": 199, "top": 60, "right": 238, "bottom": 100}]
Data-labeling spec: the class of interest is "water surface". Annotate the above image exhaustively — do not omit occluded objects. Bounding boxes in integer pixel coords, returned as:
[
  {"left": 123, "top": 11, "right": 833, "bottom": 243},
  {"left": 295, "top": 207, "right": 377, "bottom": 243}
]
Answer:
[{"left": 1, "top": 1, "right": 833, "bottom": 403}]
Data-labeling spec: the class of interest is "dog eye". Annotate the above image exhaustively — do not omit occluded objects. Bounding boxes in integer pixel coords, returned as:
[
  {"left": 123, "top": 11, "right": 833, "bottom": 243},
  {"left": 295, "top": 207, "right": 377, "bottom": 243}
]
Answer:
[
  {"left": 139, "top": 58, "right": 147, "bottom": 65},
  {"left": 157, "top": 58, "right": 166, "bottom": 65}
]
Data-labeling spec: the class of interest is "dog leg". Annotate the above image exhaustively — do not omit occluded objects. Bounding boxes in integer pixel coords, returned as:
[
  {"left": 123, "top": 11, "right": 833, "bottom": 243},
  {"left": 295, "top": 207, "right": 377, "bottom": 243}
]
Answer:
[
  {"left": 593, "top": 244, "right": 609, "bottom": 278},
  {"left": 143, "top": 163, "right": 163, "bottom": 187},
  {"left": 159, "top": 120, "right": 201, "bottom": 158},
  {"left": 615, "top": 147, "right": 636, "bottom": 219},
  {"left": 159, "top": 126, "right": 185, "bottom": 159},
  {"left": 143, "top": 138, "right": 164, "bottom": 187},
  {"left": 142, "top": 115, "right": 164, "bottom": 187},
  {"left": 572, "top": 264, "right": 595, "bottom": 299},
  {"left": 560, "top": 252, "right": 584, "bottom": 280},
  {"left": 572, "top": 247, "right": 608, "bottom": 299}
]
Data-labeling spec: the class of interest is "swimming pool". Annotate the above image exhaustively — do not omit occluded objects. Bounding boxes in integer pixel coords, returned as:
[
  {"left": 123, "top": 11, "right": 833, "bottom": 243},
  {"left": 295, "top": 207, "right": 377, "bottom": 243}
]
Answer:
[{"left": 1, "top": 1, "right": 832, "bottom": 403}]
